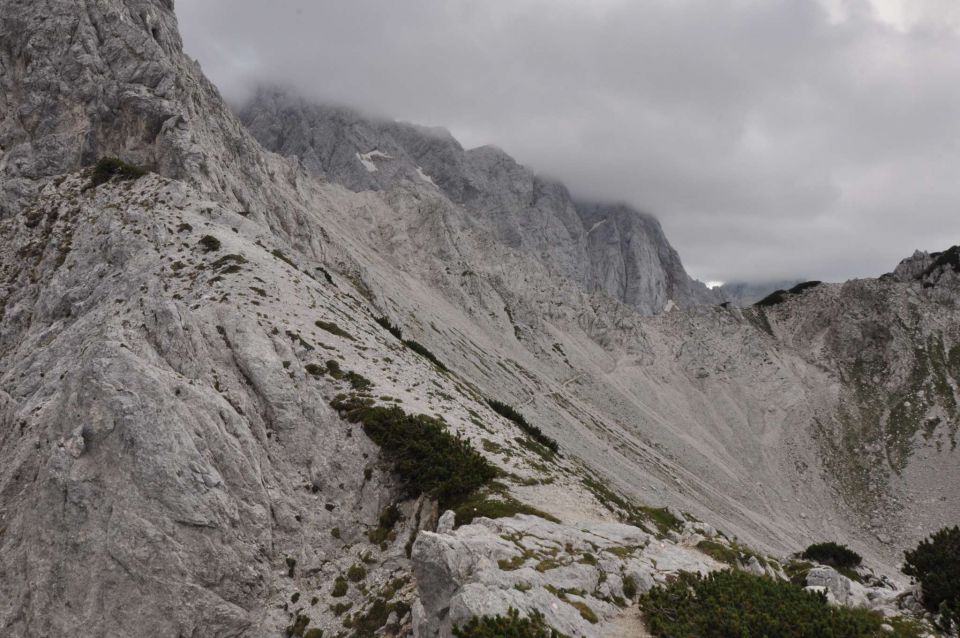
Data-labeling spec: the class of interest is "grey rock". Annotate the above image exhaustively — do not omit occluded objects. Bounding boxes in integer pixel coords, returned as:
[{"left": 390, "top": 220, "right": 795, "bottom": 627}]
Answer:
[
  {"left": 807, "top": 567, "right": 852, "bottom": 605},
  {"left": 437, "top": 510, "right": 457, "bottom": 535},
  {"left": 240, "top": 88, "right": 720, "bottom": 315},
  {"left": 0, "top": 1, "right": 956, "bottom": 636}
]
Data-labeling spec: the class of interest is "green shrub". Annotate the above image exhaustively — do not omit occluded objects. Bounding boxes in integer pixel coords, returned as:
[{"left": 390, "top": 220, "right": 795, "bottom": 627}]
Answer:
[
  {"left": 755, "top": 289, "right": 790, "bottom": 307},
  {"left": 903, "top": 525, "right": 960, "bottom": 631},
  {"left": 285, "top": 613, "right": 310, "bottom": 637},
  {"left": 304, "top": 629, "right": 324, "bottom": 638},
  {"left": 198, "top": 235, "right": 221, "bottom": 252},
  {"left": 87, "top": 157, "right": 147, "bottom": 189},
  {"left": 453, "top": 607, "right": 564, "bottom": 638},
  {"left": 331, "top": 576, "right": 348, "bottom": 597},
  {"left": 788, "top": 281, "right": 822, "bottom": 295},
  {"left": 636, "top": 506, "right": 683, "bottom": 535},
  {"left": 271, "top": 248, "right": 297, "bottom": 269},
  {"left": 375, "top": 316, "right": 403, "bottom": 340},
  {"left": 403, "top": 339, "right": 448, "bottom": 371},
  {"left": 285, "top": 556, "right": 297, "bottom": 577},
  {"left": 923, "top": 246, "right": 960, "bottom": 278},
  {"left": 315, "top": 320, "right": 355, "bottom": 341},
  {"left": 801, "top": 542, "right": 862, "bottom": 569},
  {"left": 368, "top": 504, "right": 401, "bottom": 544},
  {"left": 343, "top": 371, "right": 372, "bottom": 391},
  {"left": 347, "top": 564, "right": 367, "bottom": 582},
  {"left": 640, "top": 570, "right": 889, "bottom": 638},
  {"left": 755, "top": 281, "right": 822, "bottom": 308},
  {"left": 305, "top": 363, "right": 325, "bottom": 377},
  {"left": 323, "top": 360, "right": 372, "bottom": 390},
  {"left": 331, "top": 395, "right": 497, "bottom": 509},
  {"left": 570, "top": 600, "right": 597, "bottom": 623},
  {"left": 623, "top": 574, "right": 638, "bottom": 599},
  {"left": 487, "top": 399, "right": 559, "bottom": 454}
]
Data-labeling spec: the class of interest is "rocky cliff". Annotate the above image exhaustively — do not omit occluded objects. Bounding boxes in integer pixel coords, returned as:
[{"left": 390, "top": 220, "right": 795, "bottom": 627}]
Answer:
[
  {"left": 239, "top": 88, "right": 720, "bottom": 315},
  {"left": 0, "top": 2, "right": 957, "bottom": 637}
]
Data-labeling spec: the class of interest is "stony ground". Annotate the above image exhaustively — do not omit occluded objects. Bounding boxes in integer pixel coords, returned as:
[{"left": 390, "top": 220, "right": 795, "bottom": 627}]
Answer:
[{"left": 0, "top": 1, "right": 957, "bottom": 636}]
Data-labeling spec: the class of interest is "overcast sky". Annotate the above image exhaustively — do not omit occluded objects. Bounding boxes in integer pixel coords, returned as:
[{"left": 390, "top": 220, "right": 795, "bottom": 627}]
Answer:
[{"left": 177, "top": 0, "right": 960, "bottom": 284}]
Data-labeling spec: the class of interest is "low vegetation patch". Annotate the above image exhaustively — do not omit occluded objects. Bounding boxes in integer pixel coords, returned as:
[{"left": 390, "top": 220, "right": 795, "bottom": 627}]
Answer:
[
  {"left": 284, "top": 613, "right": 310, "bottom": 637},
  {"left": 636, "top": 505, "right": 683, "bottom": 536},
  {"left": 271, "top": 248, "right": 298, "bottom": 269},
  {"left": 755, "top": 281, "right": 822, "bottom": 308},
  {"left": 325, "top": 360, "right": 372, "bottom": 391},
  {"left": 315, "top": 319, "right": 355, "bottom": 341},
  {"left": 87, "top": 157, "right": 147, "bottom": 189},
  {"left": 403, "top": 339, "right": 448, "bottom": 371},
  {"left": 755, "top": 289, "right": 790, "bottom": 307},
  {"left": 453, "top": 608, "right": 565, "bottom": 638},
  {"left": 788, "top": 280, "right": 823, "bottom": 295},
  {"left": 640, "top": 570, "right": 909, "bottom": 638},
  {"left": 331, "top": 576, "right": 348, "bottom": 597},
  {"left": 368, "top": 504, "right": 401, "bottom": 544},
  {"left": 453, "top": 491, "right": 560, "bottom": 527},
  {"left": 198, "top": 235, "right": 221, "bottom": 252},
  {"left": 801, "top": 542, "right": 862, "bottom": 569},
  {"left": 375, "top": 316, "right": 403, "bottom": 340},
  {"left": 903, "top": 525, "right": 960, "bottom": 632},
  {"left": 487, "top": 399, "right": 559, "bottom": 454},
  {"left": 330, "top": 395, "right": 497, "bottom": 509},
  {"left": 345, "top": 596, "right": 410, "bottom": 637}
]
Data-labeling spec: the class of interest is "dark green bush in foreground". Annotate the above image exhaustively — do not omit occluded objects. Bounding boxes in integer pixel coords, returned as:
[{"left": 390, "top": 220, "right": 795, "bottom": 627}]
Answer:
[
  {"left": 331, "top": 395, "right": 496, "bottom": 509},
  {"left": 640, "top": 570, "right": 891, "bottom": 638},
  {"left": 487, "top": 399, "right": 559, "bottom": 454},
  {"left": 903, "top": 525, "right": 960, "bottom": 631},
  {"left": 802, "top": 542, "right": 863, "bottom": 569},
  {"left": 453, "top": 608, "right": 564, "bottom": 638},
  {"left": 87, "top": 157, "right": 147, "bottom": 189}
]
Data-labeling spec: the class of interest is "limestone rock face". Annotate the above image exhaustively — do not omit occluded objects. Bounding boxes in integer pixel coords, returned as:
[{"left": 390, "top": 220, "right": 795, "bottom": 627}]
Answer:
[
  {"left": 1, "top": 1, "right": 959, "bottom": 637},
  {"left": 239, "top": 88, "right": 720, "bottom": 315}
]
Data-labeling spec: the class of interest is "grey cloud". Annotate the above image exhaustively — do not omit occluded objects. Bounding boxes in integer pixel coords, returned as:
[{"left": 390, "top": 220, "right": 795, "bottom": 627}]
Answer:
[{"left": 177, "top": 0, "right": 960, "bottom": 283}]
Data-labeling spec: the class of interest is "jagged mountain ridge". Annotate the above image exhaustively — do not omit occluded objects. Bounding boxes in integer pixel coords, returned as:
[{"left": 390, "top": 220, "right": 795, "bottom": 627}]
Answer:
[
  {"left": 0, "top": 1, "right": 958, "bottom": 637},
  {"left": 239, "top": 88, "right": 720, "bottom": 315}
]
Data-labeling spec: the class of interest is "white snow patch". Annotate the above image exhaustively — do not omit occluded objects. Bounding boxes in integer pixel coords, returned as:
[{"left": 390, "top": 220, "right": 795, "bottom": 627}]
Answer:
[
  {"left": 415, "top": 166, "right": 438, "bottom": 188},
  {"left": 706, "top": 280, "right": 725, "bottom": 289},
  {"left": 663, "top": 299, "right": 677, "bottom": 313},
  {"left": 356, "top": 150, "right": 393, "bottom": 173}
]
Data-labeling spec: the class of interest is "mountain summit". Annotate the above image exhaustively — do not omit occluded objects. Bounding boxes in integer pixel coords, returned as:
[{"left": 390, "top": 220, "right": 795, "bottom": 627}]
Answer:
[{"left": 240, "top": 88, "right": 720, "bottom": 315}]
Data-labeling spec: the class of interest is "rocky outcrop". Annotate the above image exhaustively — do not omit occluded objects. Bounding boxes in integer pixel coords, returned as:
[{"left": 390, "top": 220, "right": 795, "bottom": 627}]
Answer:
[
  {"left": 239, "top": 88, "right": 719, "bottom": 315},
  {"left": 411, "top": 513, "right": 717, "bottom": 637},
  {"left": 575, "top": 201, "right": 719, "bottom": 314}
]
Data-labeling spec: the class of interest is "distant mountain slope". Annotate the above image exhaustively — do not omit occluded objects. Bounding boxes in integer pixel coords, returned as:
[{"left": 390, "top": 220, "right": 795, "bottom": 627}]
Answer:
[
  {"left": 239, "top": 88, "right": 720, "bottom": 315},
  {"left": 716, "top": 279, "right": 805, "bottom": 306}
]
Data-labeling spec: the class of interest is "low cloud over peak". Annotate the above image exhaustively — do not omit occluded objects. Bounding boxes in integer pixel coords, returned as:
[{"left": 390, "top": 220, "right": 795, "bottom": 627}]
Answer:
[{"left": 178, "top": 0, "right": 960, "bottom": 283}]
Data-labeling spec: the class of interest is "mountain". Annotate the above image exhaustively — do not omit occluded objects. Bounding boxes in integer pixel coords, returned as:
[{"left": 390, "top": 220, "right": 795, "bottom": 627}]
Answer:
[
  {"left": 239, "top": 88, "right": 721, "bottom": 315},
  {"left": 0, "top": 2, "right": 957, "bottom": 637}
]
